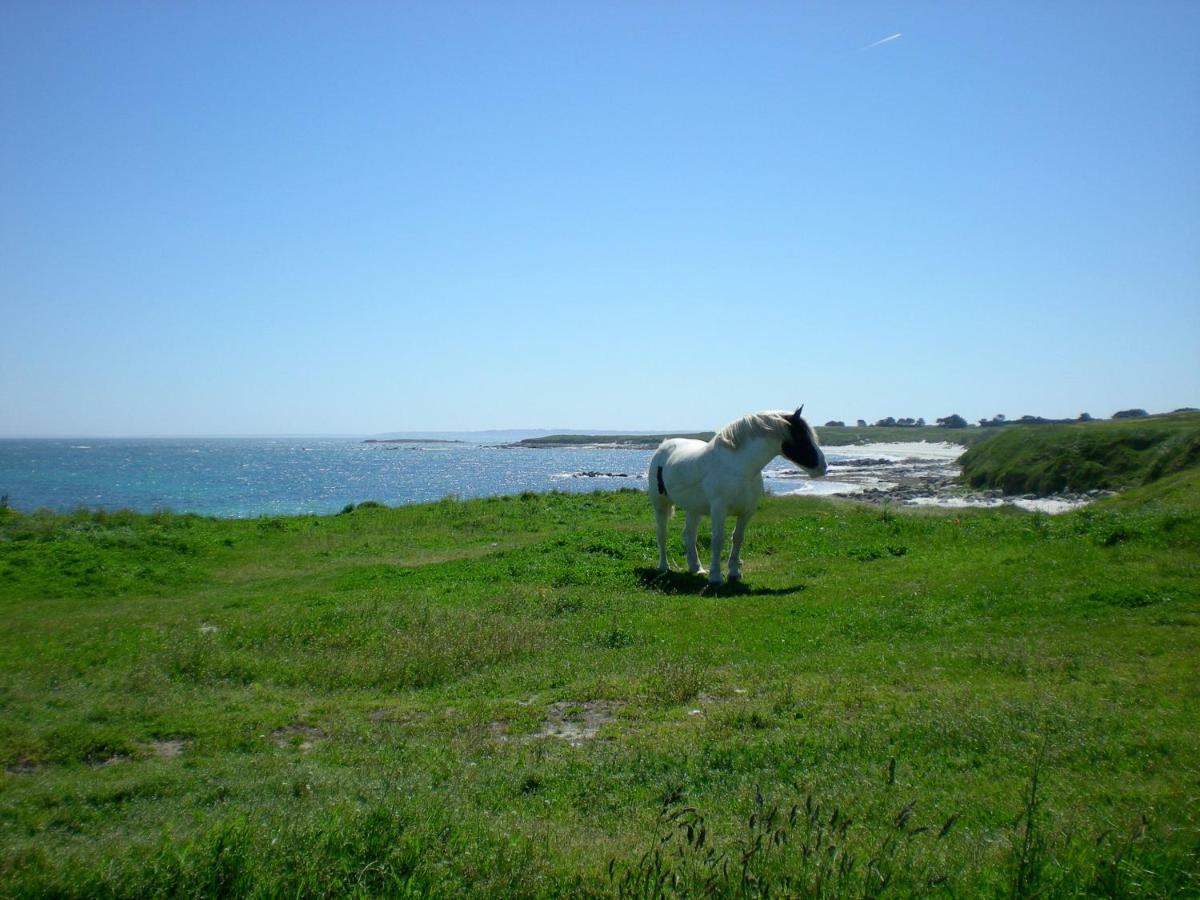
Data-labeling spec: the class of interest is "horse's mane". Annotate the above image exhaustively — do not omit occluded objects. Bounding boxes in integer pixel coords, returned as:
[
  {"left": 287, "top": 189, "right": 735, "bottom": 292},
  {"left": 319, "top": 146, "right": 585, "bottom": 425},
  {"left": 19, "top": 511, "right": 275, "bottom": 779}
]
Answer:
[{"left": 712, "top": 411, "right": 792, "bottom": 450}]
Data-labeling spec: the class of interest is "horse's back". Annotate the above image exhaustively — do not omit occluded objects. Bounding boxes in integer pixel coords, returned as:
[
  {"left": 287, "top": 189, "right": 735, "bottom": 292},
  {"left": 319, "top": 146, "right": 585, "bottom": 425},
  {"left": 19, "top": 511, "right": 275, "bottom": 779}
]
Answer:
[
  {"left": 650, "top": 437, "right": 768, "bottom": 516},
  {"left": 648, "top": 438, "right": 712, "bottom": 510},
  {"left": 649, "top": 437, "right": 707, "bottom": 473}
]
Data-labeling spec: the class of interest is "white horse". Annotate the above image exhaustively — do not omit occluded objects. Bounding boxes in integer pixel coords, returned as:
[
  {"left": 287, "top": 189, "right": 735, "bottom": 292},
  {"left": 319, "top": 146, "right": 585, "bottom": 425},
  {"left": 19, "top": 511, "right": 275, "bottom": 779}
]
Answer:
[{"left": 648, "top": 408, "right": 826, "bottom": 585}]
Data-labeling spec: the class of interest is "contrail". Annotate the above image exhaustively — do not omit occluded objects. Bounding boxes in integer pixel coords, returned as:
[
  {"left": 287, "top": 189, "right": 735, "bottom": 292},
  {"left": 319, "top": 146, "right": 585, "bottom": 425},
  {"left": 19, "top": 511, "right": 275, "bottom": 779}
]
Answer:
[{"left": 863, "top": 32, "right": 902, "bottom": 50}]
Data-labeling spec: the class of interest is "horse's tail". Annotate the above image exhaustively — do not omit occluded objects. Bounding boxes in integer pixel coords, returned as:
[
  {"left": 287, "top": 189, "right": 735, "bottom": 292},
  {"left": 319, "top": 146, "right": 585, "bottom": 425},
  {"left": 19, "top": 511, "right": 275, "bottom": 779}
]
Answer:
[{"left": 647, "top": 448, "right": 674, "bottom": 515}]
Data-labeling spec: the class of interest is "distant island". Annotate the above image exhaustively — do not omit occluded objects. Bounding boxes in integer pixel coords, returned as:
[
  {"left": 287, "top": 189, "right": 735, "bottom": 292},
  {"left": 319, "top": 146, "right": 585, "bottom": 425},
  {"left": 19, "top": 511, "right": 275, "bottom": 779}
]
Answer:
[
  {"left": 511, "top": 432, "right": 713, "bottom": 449},
  {"left": 363, "top": 438, "right": 465, "bottom": 445}
]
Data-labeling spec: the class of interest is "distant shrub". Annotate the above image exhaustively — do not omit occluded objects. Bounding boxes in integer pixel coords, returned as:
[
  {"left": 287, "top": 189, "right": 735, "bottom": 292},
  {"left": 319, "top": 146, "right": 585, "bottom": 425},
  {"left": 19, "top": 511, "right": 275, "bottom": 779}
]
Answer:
[
  {"left": 1112, "top": 408, "right": 1149, "bottom": 419},
  {"left": 937, "top": 414, "right": 968, "bottom": 428},
  {"left": 824, "top": 420, "right": 845, "bottom": 427}
]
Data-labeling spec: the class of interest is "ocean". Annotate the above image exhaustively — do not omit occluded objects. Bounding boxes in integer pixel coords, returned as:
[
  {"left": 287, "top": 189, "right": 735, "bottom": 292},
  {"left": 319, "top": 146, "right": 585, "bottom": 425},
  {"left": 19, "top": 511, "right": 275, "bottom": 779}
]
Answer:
[{"left": 0, "top": 438, "right": 857, "bottom": 518}]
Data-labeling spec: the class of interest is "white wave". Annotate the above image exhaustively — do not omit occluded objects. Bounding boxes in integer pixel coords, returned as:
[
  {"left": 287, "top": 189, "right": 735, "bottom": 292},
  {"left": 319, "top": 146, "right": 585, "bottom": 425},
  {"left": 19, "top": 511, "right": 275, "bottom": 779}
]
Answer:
[
  {"left": 774, "top": 480, "right": 863, "bottom": 496},
  {"left": 906, "top": 495, "right": 1091, "bottom": 515}
]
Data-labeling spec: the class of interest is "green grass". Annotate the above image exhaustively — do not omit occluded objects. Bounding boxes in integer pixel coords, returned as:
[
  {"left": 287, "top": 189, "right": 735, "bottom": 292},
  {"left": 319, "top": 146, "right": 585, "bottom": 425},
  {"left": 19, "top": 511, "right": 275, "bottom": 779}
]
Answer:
[
  {"left": 960, "top": 412, "right": 1200, "bottom": 495},
  {"left": 1, "top": 477, "right": 1198, "bottom": 896}
]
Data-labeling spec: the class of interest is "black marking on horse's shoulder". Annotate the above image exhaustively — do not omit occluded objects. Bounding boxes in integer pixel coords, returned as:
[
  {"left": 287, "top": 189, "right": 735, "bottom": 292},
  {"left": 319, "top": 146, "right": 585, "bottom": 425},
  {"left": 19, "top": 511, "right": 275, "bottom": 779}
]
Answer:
[{"left": 656, "top": 465, "right": 666, "bottom": 495}]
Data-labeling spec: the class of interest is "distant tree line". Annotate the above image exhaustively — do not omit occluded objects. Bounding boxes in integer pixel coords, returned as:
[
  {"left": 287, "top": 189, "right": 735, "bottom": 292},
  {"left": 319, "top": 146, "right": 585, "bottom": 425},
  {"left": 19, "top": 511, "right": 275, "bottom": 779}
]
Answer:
[
  {"left": 978, "top": 413, "right": 1093, "bottom": 427},
  {"left": 819, "top": 408, "right": 1172, "bottom": 430},
  {"left": 823, "top": 417, "right": 929, "bottom": 428}
]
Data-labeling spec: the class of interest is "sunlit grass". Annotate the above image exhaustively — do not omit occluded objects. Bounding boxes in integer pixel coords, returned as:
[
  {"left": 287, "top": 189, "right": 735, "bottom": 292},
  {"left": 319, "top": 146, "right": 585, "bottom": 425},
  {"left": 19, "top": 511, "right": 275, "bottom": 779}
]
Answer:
[{"left": 1, "top": 475, "right": 1197, "bottom": 895}]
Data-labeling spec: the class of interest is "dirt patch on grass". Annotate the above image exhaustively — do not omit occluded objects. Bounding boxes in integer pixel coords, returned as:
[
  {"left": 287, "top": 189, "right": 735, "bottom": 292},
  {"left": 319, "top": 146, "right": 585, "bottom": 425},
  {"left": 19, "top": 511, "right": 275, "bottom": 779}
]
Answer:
[
  {"left": 272, "top": 724, "right": 327, "bottom": 751},
  {"left": 6, "top": 760, "right": 44, "bottom": 775},
  {"left": 88, "top": 753, "right": 130, "bottom": 767},
  {"left": 533, "top": 700, "right": 619, "bottom": 746},
  {"left": 146, "top": 738, "right": 187, "bottom": 759}
]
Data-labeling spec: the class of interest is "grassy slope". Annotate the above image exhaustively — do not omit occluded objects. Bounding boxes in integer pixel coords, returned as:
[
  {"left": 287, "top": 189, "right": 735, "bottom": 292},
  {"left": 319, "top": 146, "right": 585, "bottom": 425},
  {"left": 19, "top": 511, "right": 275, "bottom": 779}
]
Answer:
[
  {"left": 960, "top": 412, "right": 1200, "bottom": 495},
  {"left": 517, "top": 425, "right": 995, "bottom": 449},
  {"left": 1, "top": 479, "right": 1198, "bottom": 895}
]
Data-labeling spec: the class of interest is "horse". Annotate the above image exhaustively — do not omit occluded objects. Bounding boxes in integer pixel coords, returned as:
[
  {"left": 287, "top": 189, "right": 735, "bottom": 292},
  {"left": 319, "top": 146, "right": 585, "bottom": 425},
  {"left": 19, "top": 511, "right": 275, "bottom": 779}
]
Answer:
[{"left": 648, "top": 407, "right": 826, "bottom": 585}]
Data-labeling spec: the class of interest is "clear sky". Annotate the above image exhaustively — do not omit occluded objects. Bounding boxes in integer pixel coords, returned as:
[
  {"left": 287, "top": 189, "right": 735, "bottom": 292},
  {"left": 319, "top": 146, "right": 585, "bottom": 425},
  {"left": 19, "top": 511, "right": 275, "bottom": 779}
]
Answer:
[{"left": 2, "top": 2, "right": 1197, "bottom": 436}]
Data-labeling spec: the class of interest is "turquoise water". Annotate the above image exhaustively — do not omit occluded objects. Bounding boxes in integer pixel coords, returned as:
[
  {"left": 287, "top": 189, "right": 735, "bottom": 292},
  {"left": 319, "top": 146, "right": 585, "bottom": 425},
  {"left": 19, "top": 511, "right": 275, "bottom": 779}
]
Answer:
[
  {"left": 0, "top": 439, "right": 650, "bottom": 517},
  {"left": 0, "top": 438, "right": 846, "bottom": 518}
]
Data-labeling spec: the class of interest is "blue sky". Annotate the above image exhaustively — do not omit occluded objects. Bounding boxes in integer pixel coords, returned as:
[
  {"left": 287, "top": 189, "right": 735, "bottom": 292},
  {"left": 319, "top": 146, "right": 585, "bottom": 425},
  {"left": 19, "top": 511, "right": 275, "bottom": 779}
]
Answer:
[{"left": 2, "top": 2, "right": 1197, "bottom": 436}]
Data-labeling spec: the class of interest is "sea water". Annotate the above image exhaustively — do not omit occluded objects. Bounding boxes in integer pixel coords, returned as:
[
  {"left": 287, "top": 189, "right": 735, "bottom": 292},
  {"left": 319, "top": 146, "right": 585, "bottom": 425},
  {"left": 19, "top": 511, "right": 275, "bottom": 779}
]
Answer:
[{"left": 0, "top": 438, "right": 864, "bottom": 518}]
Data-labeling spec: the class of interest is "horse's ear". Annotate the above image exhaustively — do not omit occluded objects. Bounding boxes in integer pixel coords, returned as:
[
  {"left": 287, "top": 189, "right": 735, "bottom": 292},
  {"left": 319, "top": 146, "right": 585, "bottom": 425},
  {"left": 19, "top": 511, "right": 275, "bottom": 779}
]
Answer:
[{"left": 794, "top": 405, "right": 804, "bottom": 420}]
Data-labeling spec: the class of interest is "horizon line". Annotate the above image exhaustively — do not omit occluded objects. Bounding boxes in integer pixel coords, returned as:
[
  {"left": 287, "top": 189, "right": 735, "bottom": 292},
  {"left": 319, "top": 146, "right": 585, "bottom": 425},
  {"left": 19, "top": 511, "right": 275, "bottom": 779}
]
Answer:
[{"left": 2, "top": 407, "right": 1191, "bottom": 441}]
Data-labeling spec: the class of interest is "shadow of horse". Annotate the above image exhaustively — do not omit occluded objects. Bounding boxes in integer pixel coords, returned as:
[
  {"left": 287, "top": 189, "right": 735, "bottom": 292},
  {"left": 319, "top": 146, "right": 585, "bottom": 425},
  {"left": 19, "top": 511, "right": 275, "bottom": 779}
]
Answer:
[{"left": 634, "top": 567, "right": 805, "bottom": 597}]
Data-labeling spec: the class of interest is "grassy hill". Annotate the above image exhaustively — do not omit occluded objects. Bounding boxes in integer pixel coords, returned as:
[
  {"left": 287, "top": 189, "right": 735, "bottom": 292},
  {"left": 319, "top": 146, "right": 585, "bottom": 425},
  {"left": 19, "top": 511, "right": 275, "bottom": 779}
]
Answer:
[
  {"left": 960, "top": 412, "right": 1200, "bottom": 495},
  {"left": 1, "top": 459, "right": 1198, "bottom": 893}
]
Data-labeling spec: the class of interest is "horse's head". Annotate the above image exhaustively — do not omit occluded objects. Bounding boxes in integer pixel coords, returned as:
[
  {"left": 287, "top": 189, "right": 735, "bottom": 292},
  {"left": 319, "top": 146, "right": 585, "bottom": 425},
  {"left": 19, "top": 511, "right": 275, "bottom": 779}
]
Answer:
[{"left": 781, "top": 406, "right": 827, "bottom": 476}]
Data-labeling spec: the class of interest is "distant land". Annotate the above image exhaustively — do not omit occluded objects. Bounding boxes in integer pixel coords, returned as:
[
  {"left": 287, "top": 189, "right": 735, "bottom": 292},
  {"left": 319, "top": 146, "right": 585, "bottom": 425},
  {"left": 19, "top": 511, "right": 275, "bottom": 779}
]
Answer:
[
  {"left": 364, "top": 428, "right": 673, "bottom": 445},
  {"left": 366, "top": 409, "right": 1197, "bottom": 450},
  {"left": 513, "top": 425, "right": 994, "bottom": 449},
  {"left": 508, "top": 409, "right": 1197, "bottom": 450},
  {"left": 362, "top": 438, "right": 464, "bottom": 445}
]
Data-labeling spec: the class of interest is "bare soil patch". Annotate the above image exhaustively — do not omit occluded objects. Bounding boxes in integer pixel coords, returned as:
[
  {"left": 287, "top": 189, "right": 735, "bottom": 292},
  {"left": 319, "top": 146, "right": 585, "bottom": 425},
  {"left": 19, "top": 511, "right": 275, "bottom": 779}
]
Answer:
[
  {"left": 272, "top": 724, "right": 327, "bottom": 751},
  {"left": 533, "top": 700, "right": 619, "bottom": 746}
]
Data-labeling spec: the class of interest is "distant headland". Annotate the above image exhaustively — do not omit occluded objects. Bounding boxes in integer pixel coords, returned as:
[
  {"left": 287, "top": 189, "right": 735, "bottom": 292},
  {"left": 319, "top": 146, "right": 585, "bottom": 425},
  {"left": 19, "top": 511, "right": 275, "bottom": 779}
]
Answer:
[{"left": 507, "top": 408, "right": 1197, "bottom": 450}]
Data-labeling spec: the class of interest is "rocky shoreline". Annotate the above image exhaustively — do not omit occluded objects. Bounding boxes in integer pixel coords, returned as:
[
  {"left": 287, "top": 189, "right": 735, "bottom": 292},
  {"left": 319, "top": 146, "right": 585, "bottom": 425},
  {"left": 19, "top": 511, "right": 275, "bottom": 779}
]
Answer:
[
  {"left": 547, "top": 442, "right": 1105, "bottom": 514},
  {"left": 770, "top": 444, "right": 1106, "bottom": 513}
]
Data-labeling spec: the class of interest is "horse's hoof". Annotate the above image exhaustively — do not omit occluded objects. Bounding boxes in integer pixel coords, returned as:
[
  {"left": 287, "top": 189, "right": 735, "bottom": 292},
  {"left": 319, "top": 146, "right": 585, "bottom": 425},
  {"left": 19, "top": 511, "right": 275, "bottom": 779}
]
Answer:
[
  {"left": 727, "top": 572, "right": 742, "bottom": 582},
  {"left": 707, "top": 578, "right": 724, "bottom": 587}
]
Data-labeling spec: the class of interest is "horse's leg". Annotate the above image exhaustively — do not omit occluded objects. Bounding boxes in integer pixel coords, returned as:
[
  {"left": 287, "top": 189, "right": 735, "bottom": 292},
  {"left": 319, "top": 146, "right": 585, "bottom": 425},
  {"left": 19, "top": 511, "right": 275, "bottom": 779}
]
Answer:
[
  {"left": 708, "top": 504, "right": 727, "bottom": 585},
  {"left": 654, "top": 502, "right": 672, "bottom": 573},
  {"left": 683, "top": 511, "right": 704, "bottom": 575},
  {"left": 727, "top": 513, "right": 752, "bottom": 581}
]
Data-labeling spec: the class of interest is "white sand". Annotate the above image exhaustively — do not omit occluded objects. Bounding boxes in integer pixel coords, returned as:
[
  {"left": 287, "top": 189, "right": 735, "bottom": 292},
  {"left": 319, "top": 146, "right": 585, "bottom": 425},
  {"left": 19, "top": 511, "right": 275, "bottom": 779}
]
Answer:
[{"left": 825, "top": 441, "right": 966, "bottom": 461}]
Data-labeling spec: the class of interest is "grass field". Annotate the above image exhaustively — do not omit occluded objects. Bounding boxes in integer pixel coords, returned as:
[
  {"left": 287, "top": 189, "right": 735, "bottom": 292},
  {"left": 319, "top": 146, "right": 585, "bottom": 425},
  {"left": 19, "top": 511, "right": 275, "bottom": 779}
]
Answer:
[{"left": 2, "top": 458, "right": 1199, "bottom": 894}]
